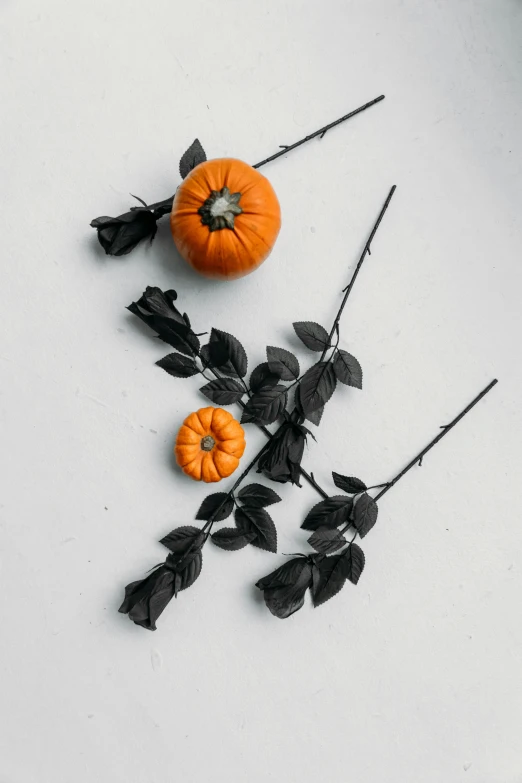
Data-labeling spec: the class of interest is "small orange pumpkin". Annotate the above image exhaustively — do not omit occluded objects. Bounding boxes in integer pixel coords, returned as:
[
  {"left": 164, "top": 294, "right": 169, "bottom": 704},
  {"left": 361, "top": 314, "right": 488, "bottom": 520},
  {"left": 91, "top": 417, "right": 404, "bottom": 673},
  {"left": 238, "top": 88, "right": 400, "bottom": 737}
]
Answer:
[
  {"left": 175, "top": 406, "right": 246, "bottom": 482},
  {"left": 170, "top": 158, "right": 281, "bottom": 279}
]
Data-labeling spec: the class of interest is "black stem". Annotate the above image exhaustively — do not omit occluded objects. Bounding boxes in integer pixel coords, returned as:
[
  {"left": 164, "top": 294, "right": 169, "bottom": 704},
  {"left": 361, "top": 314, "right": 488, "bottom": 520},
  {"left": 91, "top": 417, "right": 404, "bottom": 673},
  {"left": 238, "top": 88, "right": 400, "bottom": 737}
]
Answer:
[
  {"left": 137, "top": 96, "right": 386, "bottom": 220},
  {"left": 252, "top": 96, "right": 385, "bottom": 170},
  {"left": 374, "top": 379, "right": 498, "bottom": 502},
  {"left": 320, "top": 185, "right": 397, "bottom": 361}
]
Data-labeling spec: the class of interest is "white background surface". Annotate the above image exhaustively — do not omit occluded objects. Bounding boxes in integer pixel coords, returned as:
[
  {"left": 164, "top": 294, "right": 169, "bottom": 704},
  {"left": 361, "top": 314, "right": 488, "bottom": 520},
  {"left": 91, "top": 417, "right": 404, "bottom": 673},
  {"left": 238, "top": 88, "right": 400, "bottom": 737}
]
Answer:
[{"left": 1, "top": 1, "right": 521, "bottom": 781}]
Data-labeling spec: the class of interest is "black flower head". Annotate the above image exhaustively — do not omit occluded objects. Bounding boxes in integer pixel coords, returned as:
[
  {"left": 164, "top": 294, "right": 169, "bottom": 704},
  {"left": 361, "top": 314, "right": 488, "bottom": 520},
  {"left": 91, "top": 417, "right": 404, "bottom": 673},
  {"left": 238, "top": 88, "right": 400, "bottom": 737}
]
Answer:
[
  {"left": 256, "top": 557, "right": 313, "bottom": 619},
  {"left": 90, "top": 196, "right": 173, "bottom": 257},
  {"left": 119, "top": 548, "right": 203, "bottom": 630},
  {"left": 126, "top": 286, "right": 200, "bottom": 357},
  {"left": 257, "top": 417, "right": 310, "bottom": 486}
]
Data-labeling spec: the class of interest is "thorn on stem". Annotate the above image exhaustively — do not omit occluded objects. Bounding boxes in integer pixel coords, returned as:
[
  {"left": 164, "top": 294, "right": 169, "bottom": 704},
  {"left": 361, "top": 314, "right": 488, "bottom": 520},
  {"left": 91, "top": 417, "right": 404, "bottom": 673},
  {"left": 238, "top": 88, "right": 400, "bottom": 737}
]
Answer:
[
  {"left": 279, "top": 145, "right": 289, "bottom": 149},
  {"left": 320, "top": 130, "right": 327, "bottom": 139},
  {"left": 418, "top": 456, "right": 423, "bottom": 467}
]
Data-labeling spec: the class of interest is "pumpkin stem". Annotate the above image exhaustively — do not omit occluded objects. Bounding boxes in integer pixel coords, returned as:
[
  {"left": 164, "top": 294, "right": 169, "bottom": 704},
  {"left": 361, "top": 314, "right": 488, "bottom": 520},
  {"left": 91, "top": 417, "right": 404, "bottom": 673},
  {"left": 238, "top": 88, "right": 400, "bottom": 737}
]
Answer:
[
  {"left": 200, "top": 435, "right": 216, "bottom": 451},
  {"left": 198, "top": 186, "right": 242, "bottom": 232}
]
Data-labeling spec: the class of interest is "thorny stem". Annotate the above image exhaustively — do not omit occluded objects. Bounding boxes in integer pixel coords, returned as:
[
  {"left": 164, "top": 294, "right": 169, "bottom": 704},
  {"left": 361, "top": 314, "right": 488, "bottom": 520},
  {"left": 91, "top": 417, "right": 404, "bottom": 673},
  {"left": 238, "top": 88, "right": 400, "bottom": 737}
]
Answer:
[
  {"left": 252, "top": 95, "right": 385, "bottom": 170},
  {"left": 373, "top": 379, "right": 498, "bottom": 502},
  {"left": 130, "top": 96, "right": 386, "bottom": 218},
  {"left": 319, "top": 185, "right": 397, "bottom": 363},
  {"left": 337, "top": 380, "right": 498, "bottom": 538}
]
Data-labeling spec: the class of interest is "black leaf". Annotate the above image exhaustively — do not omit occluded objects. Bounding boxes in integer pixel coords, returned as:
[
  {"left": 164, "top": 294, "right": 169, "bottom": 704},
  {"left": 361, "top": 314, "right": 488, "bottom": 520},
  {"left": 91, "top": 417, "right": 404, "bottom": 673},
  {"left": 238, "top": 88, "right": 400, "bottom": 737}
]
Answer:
[
  {"left": 200, "top": 378, "right": 245, "bottom": 405},
  {"left": 200, "top": 340, "right": 229, "bottom": 369},
  {"left": 308, "top": 527, "right": 347, "bottom": 554},
  {"left": 211, "top": 528, "right": 257, "bottom": 551},
  {"left": 235, "top": 507, "right": 277, "bottom": 553},
  {"left": 266, "top": 346, "right": 300, "bottom": 381},
  {"left": 293, "top": 321, "right": 331, "bottom": 351},
  {"left": 159, "top": 525, "right": 204, "bottom": 553},
  {"left": 332, "top": 473, "right": 368, "bottom": 494},
  {"left": 311, "top": 553, "right": 348, "bottom": 607},
  {"left": 208, "top": 328, "right": 248, "bottom": 378},
  {"left": 298, "top": 362, "right": 337, "bottom": 415},
  {"left": 301, "top": 495, "right": 353, "bottom": 531},
  {"left": 238, "top": 483, "right": 282, "bottom": 508},
  {"left": 256, "top": 557, "right": 313, "bottom": 619},
  {"left": 179, "top": 139, "right": 207, "bottom": 179},
  {"left": 249, "top": 362, "right": 281, "bottom": 393},
  {"left": 333, "top": 350, "right": 363, "bottom": 389},
  {"left": 305, "top": 405, "right": 324, "bottom": 426},
  {"left": 343, "top": 543, "right": 366, "bottom": 585},
  {"left": 352, "top": 493, "right": 379, "bottom": 538},
  {"left": 241, "top": 385, "right": 288, "bottom": 425},
  {"left": 195, "top": 492, "right": 234, "bottom": 522},
  {"left": 156, "top": 353, "right": 199, "bottom": 378},
  {"left": 167, "top": 549, "right": 203, "bottom": 596}
]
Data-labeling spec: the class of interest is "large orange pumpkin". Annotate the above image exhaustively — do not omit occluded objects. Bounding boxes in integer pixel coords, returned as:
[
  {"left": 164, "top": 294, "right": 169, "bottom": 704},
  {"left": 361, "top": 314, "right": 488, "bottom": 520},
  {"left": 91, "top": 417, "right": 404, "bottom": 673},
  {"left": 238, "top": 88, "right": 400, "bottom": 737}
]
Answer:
[
  {"left": 175, "top": 406, "right": 246, "bottom": 482},
  {"left": 170, "top": 158, "right": 281, "bottom": 279}
]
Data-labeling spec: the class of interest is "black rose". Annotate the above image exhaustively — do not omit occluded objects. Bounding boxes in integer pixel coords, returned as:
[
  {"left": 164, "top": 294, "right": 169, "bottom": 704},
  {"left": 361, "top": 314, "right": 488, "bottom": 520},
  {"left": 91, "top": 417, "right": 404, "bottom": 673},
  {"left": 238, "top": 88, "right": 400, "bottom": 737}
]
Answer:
[
  {"left": 119, "top": 548, "right": 203, "bottom": 630},
  {"left": 256, "top": 557, "right": 313, "bottom": 619},
  {"left": 90, "top": 196, "right": 173, "bottom": 257},
  {"left": 126, "top": 286, "right": 200, "bottom": 357},
  {"left": 257, "top": 419, "right": 309, "bottom": 486}
]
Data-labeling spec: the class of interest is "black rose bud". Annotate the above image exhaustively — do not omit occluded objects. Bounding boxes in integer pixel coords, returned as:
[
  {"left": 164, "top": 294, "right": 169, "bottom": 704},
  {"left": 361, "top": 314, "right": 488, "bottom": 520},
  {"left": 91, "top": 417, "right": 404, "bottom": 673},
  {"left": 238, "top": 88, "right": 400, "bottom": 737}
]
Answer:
[
  {"left": 119, "top": 548, "right": 203, "bottom": 630},
  {"left": 257, "top": 418, "right": 310, "bottom": 486},
  {"left": 90, "top": 196, "right": 173, "bottom": 257},
  {"left": 256, "top": 557, "right": 313, "bottom": 619},
  {"left": 126, "top": 286, "right": 200, "bottom": 357}
]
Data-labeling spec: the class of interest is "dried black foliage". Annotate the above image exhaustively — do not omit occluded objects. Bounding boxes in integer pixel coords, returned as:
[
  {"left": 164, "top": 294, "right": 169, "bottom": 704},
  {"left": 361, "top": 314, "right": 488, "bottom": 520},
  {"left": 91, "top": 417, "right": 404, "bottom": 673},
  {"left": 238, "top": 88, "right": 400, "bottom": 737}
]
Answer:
[
  {"left": 332, "top": 473, "right": 368, "bottom": 494},
  {"left": 127, "top": 287, "right": 200, "bottom": 357},
  {"left": 205, "top": 329, "right": 248, "bottom": 378},
  {"left": 343, "top": 543, "right": 366, "bottom": 585},
  {"left": 237, "top": 483, "right": 282, "bottom": 508},
  {"left": 301, "top": 496, "right": 353, "bottom": 531},
  {"left": 298, "top": 361, "right": 337, "bottom": 415},
  {"left": 249, "top": 362, "right": 281, "bottom": 393},
  {"left": 241, "top": 385, "right": 288, "bottom": 426},
  {"left": 211, "top": 528, "right": 257, "bottom": 551},
  {"left": 256, "top": 557, "right": 313, "bottom": 619},
  {"left": 235, "top": 507, "right": 277, "bottom": 553},
  {"left": 352, "top": 493, "right": 379, "bottom": 538},
  {"left": 293, "top": 321, "right": 331, "bottom": 352},
  {"left": 156, "top": 353, "right": 199, "bottom": 378},
  {"left": 179, "top": 139, "right": 207, "bottom": 179},
  {"left": 200, "top": 378, "right": 245, "bottom": 405},
  {"left": 266, "top": 346, "right": 300, "bottom": 381},
  {"left": 257, "top": 419, "right": 309, "bottom": 486},
  {"left": 308, "top": 527, "right": 346, "bottom": 554},
  {"left": 195, "top": 492, "right": 234, "bottom": 522},
  {"left": 333, "top": 349, "right": 363, "bottom": 389}
]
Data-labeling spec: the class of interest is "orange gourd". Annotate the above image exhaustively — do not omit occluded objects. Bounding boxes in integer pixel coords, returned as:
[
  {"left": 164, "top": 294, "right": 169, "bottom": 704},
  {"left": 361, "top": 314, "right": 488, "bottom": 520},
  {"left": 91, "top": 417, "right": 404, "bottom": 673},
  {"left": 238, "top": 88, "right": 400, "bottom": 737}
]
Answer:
[
  {"left": 175, "top": 406, "right": 246, "bottom": 482},
  {"left": 170, "top": 158, "right": 281, "bottom": 279}
]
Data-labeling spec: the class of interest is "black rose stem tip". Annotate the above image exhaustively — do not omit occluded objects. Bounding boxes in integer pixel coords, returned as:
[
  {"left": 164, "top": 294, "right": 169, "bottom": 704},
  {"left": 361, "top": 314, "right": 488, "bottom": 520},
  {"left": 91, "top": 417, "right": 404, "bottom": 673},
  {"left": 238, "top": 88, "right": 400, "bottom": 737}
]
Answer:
[
  {"left": 256, "top": 379, "right": 499, "bottom": 619},
  {"left": 91, "top": 95, "right": 385, "bottom": 256}
]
